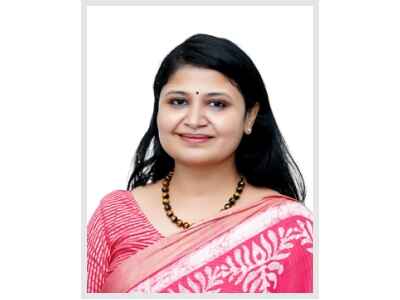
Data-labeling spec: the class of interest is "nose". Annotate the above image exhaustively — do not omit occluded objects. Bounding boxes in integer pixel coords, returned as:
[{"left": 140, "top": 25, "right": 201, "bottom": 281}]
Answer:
[{"left": 184, "top": 102, "right": 207, "bottom": 129}]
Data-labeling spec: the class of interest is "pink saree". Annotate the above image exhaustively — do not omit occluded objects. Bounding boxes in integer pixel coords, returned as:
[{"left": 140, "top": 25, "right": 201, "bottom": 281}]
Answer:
[{"left": 102, "top": 194, "right": 313, "bottom": 293}]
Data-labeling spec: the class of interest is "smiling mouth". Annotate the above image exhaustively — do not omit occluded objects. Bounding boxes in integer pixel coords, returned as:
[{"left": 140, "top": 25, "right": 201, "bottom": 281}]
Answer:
[
  {"left": 178, "top": 134, "right": 214, "bottom": 143},
  {"left": 179, "top": 134, "right": 213, "bottom": 138}
]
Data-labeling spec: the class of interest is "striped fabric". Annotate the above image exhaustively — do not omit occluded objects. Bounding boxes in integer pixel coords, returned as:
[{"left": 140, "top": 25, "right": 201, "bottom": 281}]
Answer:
[{"left": 87, "top": 190, "right": 163, "bottom": 293}]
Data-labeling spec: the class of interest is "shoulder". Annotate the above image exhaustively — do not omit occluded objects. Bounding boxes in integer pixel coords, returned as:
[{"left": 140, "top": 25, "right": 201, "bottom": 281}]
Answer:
[
  {"left": 249, "top": 185, "right": 282, "bottom": 198},
  {"left": 88, "top": 190, "right": 132, "bottom": 224},
  {"left": 246, "top": 185, "right": 313, "bottom": 222},
  {"left": 275, "top": 199, "right": 313, "bottom": 222},
  {"left": 90, "top": 189, "right": 143, "bottom": 223},
  {"left": 243, "top": 184, "right": 284, "bottom": 205},
  {"left": 89, "top": 188, "right": 155, "bottom": 234},
  {"left": 97, "top": 189, "right": 133, "bottom": 208},
  {"left": 95, "top": 182, "right": 161, "bottom": 214}
]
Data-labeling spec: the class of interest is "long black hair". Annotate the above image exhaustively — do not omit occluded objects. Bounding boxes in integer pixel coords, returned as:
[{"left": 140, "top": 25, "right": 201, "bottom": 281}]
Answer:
[{"left": 126, "top": 33, "right": 306, "bottom": 202}]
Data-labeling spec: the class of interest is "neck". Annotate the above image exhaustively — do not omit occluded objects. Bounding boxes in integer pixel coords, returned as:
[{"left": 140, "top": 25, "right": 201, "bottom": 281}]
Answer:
[{"left": 167, "top": 160, "right": 243, "bottom": 205}]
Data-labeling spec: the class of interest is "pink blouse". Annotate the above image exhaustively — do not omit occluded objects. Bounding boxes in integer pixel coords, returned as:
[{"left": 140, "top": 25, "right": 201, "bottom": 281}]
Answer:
[{"left": 87, "top": 190, "right": 163, "bottom": 293}]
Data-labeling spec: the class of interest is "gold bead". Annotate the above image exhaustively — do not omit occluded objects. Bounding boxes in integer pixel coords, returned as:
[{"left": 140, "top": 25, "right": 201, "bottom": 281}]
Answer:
[
  {"left": 170, "top": 215, "right": 177, "bottom": 223},
  {"left": 166, "top": 210, "right": 173, "bottom": 217},
  {"left": 228, "top": 197, "right": 236, "bottom": 204},
  {"left": 162, "top": 192, "right": 169, "bottom": 199},
  {"left": 162, "top": 198, "right": 170, "bottom": 205},
  {"left": 224, "top": 203, "right": 232, "bottom": 210},
  {"left": 233, "top": 192, "right": 240, "bottom": 199},
  {"left": 163, "top": 203, "right": 171, "bottom": 210},
  {"left": 176, "top": 219, "right": 183, "bottom": 227}
]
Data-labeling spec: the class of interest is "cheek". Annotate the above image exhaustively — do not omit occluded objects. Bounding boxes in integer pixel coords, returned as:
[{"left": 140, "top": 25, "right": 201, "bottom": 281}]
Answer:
[
  {"left": 157, "top": 118, "right": 173, "bottom": 154},
  {"left": 157, "top": 110, "right": 177, "bottom": 134},
  {"left": 156, "top": 114, "right": 166, "bottom": 133},
  {"left": 214, "top": 115, "right": 244, "bottom": 137},
  {"left": 212, "top": 120, "right": 244, "bottom": 152},
  {"left": 157, "top": 112, "right": 181, "bottom": 152}
]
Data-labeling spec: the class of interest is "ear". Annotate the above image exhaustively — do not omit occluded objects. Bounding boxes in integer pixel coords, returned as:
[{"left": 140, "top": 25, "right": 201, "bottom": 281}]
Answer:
[{"left": 245, "top": 102, "right": 260, "bottom": 127}]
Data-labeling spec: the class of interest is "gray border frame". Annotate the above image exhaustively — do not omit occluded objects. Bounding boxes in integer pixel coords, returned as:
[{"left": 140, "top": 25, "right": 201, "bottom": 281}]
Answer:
[
  {"left": 81, "top": 0, "right": 88, "bottom": 297},
  {"left": 82, "top": 0, "right": 319, "bottom": 298},
  {"left": 86, "top": 0, "right": 314, "bottom": 5}
]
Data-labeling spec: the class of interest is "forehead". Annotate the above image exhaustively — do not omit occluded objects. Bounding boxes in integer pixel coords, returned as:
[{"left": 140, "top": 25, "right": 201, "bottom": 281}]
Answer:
[{"left": 160, "top": 65, "right": 241, "bottom": 98}]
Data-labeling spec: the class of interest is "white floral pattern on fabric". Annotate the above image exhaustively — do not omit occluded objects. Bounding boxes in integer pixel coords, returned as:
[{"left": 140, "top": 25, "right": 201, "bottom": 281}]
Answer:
[
  {"left": 130, "top": 201, "right": 313, "bottom": 293},
  {"left": 166, "top": 216, "right": 313, "bottom": 293}
]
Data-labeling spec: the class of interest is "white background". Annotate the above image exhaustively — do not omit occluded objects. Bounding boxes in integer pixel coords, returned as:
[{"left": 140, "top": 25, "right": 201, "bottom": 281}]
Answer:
[
  {"left": 87, "top": 5, "right": 314, "bottom": 218},
  {"left": 1, "top": 0, "right": 400, "bottom": 300}
]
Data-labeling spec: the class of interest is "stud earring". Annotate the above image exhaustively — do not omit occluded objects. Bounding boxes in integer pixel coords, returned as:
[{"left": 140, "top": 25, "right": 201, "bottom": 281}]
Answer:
[{"left": 246, "top": 128, "right": 252, "bottom": 134}]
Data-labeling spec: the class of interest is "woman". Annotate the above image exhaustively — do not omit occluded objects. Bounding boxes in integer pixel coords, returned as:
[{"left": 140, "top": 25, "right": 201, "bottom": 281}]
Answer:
[{"left": 87, "top": 33, "right": 313, "bottom": 293}]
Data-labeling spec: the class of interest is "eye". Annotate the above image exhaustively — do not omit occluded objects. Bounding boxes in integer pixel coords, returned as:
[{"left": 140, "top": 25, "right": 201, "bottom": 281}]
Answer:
[
  {"left": 208, "top": 99, "right": 227, "bottom": 109},
  {"left": 169, "top": 98, "right": 187, "bottom": 106}
]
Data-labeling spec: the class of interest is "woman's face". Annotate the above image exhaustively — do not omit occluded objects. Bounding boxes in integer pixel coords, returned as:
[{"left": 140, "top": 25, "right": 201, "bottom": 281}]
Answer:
[{"left": 157, "top": 65, "right": 258, "bottom": 166}]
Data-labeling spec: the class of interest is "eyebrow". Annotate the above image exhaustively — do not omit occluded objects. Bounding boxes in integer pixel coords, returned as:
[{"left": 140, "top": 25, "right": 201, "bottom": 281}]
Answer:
[{"left": 164, "top": 90, "right": 232, "bottom": 99}]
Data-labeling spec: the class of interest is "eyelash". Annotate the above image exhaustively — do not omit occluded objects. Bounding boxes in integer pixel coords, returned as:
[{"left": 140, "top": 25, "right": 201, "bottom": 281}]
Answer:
[{"left": 168, "top": 98, "right": 227, "bottom": 109}]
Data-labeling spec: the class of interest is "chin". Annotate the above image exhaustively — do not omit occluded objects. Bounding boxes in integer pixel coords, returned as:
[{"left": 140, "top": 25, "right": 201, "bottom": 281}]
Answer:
[
  {"left": 174, "top": 155, "right": 227, "bottom": 166},
  {"left": 176, "top": 157, "right": 211, "bottom": 165}
]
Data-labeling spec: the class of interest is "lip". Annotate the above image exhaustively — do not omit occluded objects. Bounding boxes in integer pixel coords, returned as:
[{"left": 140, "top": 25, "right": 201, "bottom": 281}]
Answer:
[
  {"left": 178, "top": 134, "right": 213, "bottom": 143},
  {"left": 179, "top": 133, "right": 213, "bottom": 138}
]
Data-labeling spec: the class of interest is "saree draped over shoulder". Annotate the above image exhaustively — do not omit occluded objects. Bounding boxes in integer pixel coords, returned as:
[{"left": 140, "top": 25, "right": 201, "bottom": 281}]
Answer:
[{"left": 101, "top": 194, "right": 313, "bottom": 293}]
